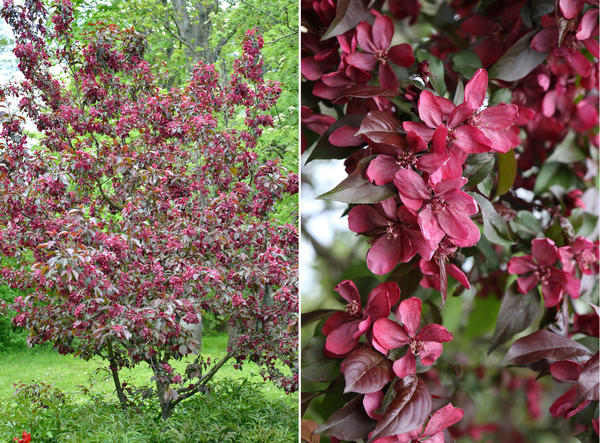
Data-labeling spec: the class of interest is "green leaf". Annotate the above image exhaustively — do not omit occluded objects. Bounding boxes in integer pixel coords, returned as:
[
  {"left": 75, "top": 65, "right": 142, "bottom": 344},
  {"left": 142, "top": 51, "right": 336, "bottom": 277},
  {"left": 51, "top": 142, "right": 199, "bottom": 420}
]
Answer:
[
  {"left": 464, "top": 153, "right": 495, "bottom": 187},
  {"left": 495, "top": 150, "right": 517, "bottom": 198},
  {"left": 317, "top": 156, "right": 397, "bottom": 204},
  {"left": 510, "top": 211, "right": 542, "bottom": 240},
  {"left": 489, "top": 88, "right": 513, "bottom": 107},
  {"left": 470, "top": 193, "right": 516, "bottom": 245},
  {"left": 302, "top": 337, "right": 340, "bottom": 383},
  {"left": 546, "top": 132, "right": 586, "bottom": 163},
  {"left": 306, "top": 114, "right": 365, "bottom": 163},
  {"left": 415, "top": 50, "right": 446, "bottom": 96},
  {"left": 453, "top": 79, "right": 464, "bottom": 105},
  {"left": 534, "top": 162, "right": 580, "bottom": 194},
  {"left": 488, "top": 31, "right": 548, "bottom": 81},
  {"left": 452, "top": 50, "right": 482, "bottom": 78},
  {"left": 477, "top": 176, "right": 493, "bottom": 197}
]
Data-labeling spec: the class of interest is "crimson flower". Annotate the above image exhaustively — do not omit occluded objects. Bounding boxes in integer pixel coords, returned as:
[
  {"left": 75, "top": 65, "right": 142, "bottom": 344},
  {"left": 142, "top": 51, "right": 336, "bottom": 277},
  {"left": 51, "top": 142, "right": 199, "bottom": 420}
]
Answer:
[
  {"left": 366, "top": 131, "right": 428, "bottom": 186},
  {"left": 13, "top": 431, "right": 31, "bottom": 443},
  {"left": 403, "top": 69, "right": 520, "bottom": 156},
  {"left": 558, "top": 236, "right": 599, "bottom": 275},
  {"left": 394, "top": 168, "right": 480, "bottom": 249},
  {"left": 419, "top": 239, "right": 471, "bottom": 302},
  {"left": 348, "top": 197, "right": 434, "bottom": 275},
  {"left": 346, "top": 13, "right": 414, "bottom": 90},
  {"left": 548, "top": 360, "right": 592, "bottom": 418},
  {"left": 507, "top": 238, "right": 580, "bottom": 307},
  {"left": 322, "top": 280, "right": 401, "bottom": 356},
  {"left": 372, "top": 297, "right": 453, "bottom": 378},
  {"left": 371, "top": 403, "right": 464, "bottom": 443}
]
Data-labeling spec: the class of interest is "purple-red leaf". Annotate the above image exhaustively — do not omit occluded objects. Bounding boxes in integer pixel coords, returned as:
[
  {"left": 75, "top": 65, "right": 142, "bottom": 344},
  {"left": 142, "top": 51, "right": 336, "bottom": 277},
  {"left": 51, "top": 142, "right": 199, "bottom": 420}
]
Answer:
[
  {"left": 316, "top": 394, "right": 376, "bottom": 440},
  {"left": 503, "top": 330, "right": 592, "bottom": 366},
  {"left": 369, "top": 376, "right": 432, "bottom": 442},
  {"left": 355, "top": 111, "right": 406, "bottom": 147},
  {"left": 338, "top": 86, "right": 399, "bottom": 99},
  {"left": 488, "top": 285, "right": 541, "bottom": 354},
  {"left": 317, "top": 156, "right": 397, "bottom": 204},
  {"left": 341, "top": 348, "right": 393, "bottom": 394},
  {"left": 577, "top": 353, "right": 599, "bottom": 401},
  {"left": 322, "top": 0, "right": 371, "bottom": 40}
]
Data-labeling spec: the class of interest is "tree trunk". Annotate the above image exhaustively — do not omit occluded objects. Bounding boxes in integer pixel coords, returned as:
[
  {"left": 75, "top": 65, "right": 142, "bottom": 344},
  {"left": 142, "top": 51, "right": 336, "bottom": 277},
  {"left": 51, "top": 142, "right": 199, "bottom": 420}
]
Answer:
[
  {"left": 154, "top": 375, "right": 173, "bottom": 420},
  {"left": 107, "top": 341, "right": 127, "bottom": 408}
]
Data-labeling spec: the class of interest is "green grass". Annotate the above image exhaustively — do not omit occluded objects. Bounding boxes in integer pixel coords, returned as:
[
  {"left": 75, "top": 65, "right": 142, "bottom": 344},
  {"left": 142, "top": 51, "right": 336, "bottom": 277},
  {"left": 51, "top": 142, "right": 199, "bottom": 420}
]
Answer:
[
  {"left": 0, "top": 334, "right": 298, "bottom": 442},
  {"left": 0, "top": 334, "right": 288, "bottom": 401}
]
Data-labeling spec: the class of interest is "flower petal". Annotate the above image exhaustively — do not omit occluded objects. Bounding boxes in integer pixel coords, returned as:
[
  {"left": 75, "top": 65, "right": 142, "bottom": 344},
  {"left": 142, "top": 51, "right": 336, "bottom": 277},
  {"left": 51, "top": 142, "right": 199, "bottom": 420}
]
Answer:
[
  {"left": 392, "top": 351, "right": 417, "bottom": 378},
  {"left": 356, "top": 21, "right": 378, "bottom": 53},
  {"left": 373, "top": 14, "right": 394, "bottom": 50},
  {"left": 541, "top": 280, "right": 563, "bottom": 307},
  {"left": 517, "top": 274, "right": 539, "bottom": 294},
  {"left": 452, "top": 125, "right": 491, "bottom": 153},
  {"left": 378, "top": 62, "right": 399, "bottom": 90},
  {"left": 447, "top": 263, "right": 471, "bottom": 289},
  {"left": 389, "top": 43, "right": 415, "bottom": 67},
  {"left": 531, "top": 238, "right": 558, "bottom": 266},
  {"left": 329, "top": 126, "right": 363, "bottom": 146},
  {"left": 325, "top": 320, "right": 361, "bottom": 355},
  {"left": 394, "top": 167, "right": 429, "bottom": 206},
  {"left": 364, "top": 391, "right": 384, "bottom": 420},
  {"left": 576, "top": 9, "right": 599, "bottom": 40},
  {"left": 366, "top": 281, "right": 402, "bottom": 321},
  {"left": 464, "top": 68, "right": 487, "bottom": 109},
  {"left": 477, "top": 103, "right": 518, "bottom": 129},
  {"left": 550, "top": 360, "right": 582, "bottom": 382},
  {"left": 403, "top": 121, "right": 435, "bottom": 142},
  {"left": 508, "top": 256, "right": 537, "bottom": 274},
  {"left": 419, "top": 90, "right": 443, "bottom": 128},
  {"left": 418, "top": 205, "right": 445, "bottom": 245},
  {"left": 397, "top": 297, "right": 422, "bottom": 336},
  {"left": 367, "top": 236, "right": 405, "bottom": 275},
  {"left": 559, "top": 0, "right": 583, "bottom": 19},
  {"left": 419, "top": 340, "right": 444, "bottom": 365},
  {"left": 372, "top": 318, "right": 411, "bottom": 350},
  {"left": 334, "top": 279, "right": 361, "bottom": 304},
  {"left": 447, "top": 102, "right": 474, "bottom": 128},
  {"left": 417, "top": 324, "right": 453, "bottom": 343},
  {"left": 348, "top": 204, "right": 389, "bottom": 233},
  {"left": 423, "top": 404, "right": 464, "bottom": 437},
  {"left": 367, "top": 155, "right": 400, "bottom": 185},
  {"left": 346, "top": 52, "right": 378, "bottom": 71}
]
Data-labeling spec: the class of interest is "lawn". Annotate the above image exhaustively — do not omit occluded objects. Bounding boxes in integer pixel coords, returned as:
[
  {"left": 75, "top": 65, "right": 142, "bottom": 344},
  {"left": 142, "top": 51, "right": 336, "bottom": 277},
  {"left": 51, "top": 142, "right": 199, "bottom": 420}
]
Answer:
[
  {"left": 0, "top": 334, "right": 287, "bottom": 401},
  {"left": 0, "top": 334, "right": 298, "bottom": 442}
]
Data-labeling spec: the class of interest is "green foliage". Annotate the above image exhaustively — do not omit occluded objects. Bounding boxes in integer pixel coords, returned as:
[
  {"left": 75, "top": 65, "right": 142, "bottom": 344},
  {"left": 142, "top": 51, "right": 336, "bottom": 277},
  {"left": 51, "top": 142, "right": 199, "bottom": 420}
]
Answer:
[
  {"left": 65, "top": 0, "right": 298, "bottom": 225},
  {"left": 0, "top": 378, "right": 297, "bottom": 442},
  {"left": 0, "top": 285, "right": 27, "bottom": 353}
]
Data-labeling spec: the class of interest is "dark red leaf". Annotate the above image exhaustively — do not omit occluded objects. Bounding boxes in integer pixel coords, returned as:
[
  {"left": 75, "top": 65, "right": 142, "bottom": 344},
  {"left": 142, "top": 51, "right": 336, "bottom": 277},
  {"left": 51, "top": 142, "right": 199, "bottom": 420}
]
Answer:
[
  {"left": 316, "top": 394, "right": 377, "bottom": 440},
  {"left": 307, "top": 114, "right": 365, "bottom": 162},
  {"left": 317, "top": 156, "right": 397, "bottom": 204},
  {"left": 355, "top": 111, "right": 406, "bottom": 147},
  {"left": 322, "top": 0, "right": 371, "bottom": 40},
  {"left": 338, "top": 86, "right": 399, "bottom": 99},
  {"left": 369, "top": 376, "right": 432, "bottom": 442},
  {"left": 577, "top": 353, "right": 599, "bottom": 401},
  {"left": 488, "top": 285, "right": 542, "bottom": 354},
  {"left": 341, "top": 348, "right": 393, "bottom": 394},
  {"left": 503, "top": 330, "right": 592, "bottom": 366},
  {"left": 302, "top": 309, "right": 338, "bottom": 326}
]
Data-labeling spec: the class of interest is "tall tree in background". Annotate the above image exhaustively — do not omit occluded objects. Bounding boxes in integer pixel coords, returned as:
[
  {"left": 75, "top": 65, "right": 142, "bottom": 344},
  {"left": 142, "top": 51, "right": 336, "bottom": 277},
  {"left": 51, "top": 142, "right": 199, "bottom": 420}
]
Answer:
[{"left": 0, "top": 0, "right": 298, "bottom": 420}]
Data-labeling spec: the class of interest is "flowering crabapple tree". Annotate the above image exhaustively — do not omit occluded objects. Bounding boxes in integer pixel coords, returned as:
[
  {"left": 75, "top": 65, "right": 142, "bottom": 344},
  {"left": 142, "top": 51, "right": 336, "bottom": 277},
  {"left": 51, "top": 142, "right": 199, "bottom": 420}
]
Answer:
[
  {"left": 0, "top": 0, "right": 298, "bottom": 419},
  {"left": 301, "top": 0, "right": 598, "bottom": 441}
]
